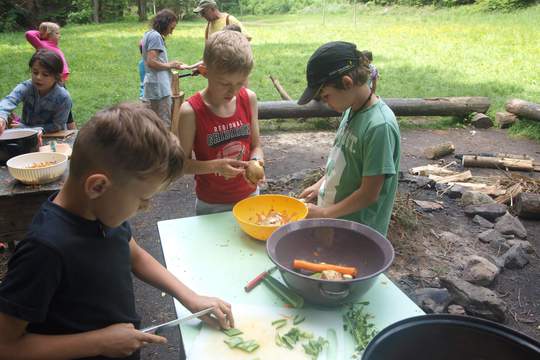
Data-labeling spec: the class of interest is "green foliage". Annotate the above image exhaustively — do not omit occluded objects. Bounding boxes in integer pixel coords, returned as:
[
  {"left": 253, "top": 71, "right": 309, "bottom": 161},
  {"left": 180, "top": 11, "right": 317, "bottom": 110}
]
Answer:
[
  {"left": 69, "top": 0, "right": 93, "bottom": 24},
  {"left": 476, "top": 0, "right": 535, "bottom": 11}
]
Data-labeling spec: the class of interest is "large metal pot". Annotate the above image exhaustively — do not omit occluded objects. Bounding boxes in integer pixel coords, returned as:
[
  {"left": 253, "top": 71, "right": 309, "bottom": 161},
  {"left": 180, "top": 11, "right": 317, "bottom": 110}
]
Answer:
[
  {"left": 266, "top": 218, "right": 394, "bottom": 306},
  {"left": 0, "top": 129, "right": 40, "bottom": 165},
  {"left": 362, "top": 314, "right": 540, "bottom": 360}
]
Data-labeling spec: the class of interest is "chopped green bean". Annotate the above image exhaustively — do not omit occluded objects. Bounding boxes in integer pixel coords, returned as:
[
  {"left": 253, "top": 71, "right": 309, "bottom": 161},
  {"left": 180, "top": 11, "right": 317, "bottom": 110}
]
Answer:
[{"left": 222, "top": 328, "right": 243, "bottom": 337}]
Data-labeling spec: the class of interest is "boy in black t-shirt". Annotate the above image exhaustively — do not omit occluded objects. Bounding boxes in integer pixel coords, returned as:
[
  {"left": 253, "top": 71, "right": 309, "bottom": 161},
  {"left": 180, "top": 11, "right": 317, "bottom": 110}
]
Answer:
[{"left": 0, "top": 103, "right": 234, "bottom": 360}]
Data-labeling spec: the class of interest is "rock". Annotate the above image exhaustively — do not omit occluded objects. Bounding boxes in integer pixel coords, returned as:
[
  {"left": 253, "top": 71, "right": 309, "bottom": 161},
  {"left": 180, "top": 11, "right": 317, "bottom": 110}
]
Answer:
[
  {"left": 399, "top": 172, "right": 435, "bottom": 188},
  {"left": 461, "top": 191, "right": 495, "bottom": 206},
  {"left": 464, "top": 203, "right": 507, "bottom": 221},
  {"left": 494, "top": 212, "right": 527, "bottom": 239},
  {"left": 500, "top": 244, "right": 529, "bottom": 269},
  {"left": 477, "top": 229, "right": 506, "bottom": 245},
  {"left": 472, "top": 215, "right": 494, "bottom": 229},
  {"left": 413, "top": 288, "right": 452, "bottom": 314},
  {"left": 507, "top": 239, "right": 534, "bottom": 254},
  {"left": 440, "top": 277, "right": 507, "bottom": 323},
  {"left": 487, "top": 255, "right": 505, "bottom": 269},
  {"left": 437, "top": 183, "right": 467, "bottom": 199},
  {"left": 447, "top": 304, "right": 466, "bottom": 316},
  {"left": 439, "top": 231, "right": 463, "bottom": 245},
  {"left": 462, "top": 255, "right": 499, "bottom": 286}
]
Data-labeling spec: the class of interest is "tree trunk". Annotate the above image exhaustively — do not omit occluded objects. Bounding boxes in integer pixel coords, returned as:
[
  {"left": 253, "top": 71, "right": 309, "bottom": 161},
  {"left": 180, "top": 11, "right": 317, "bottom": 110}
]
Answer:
[
  {"left": 515, "top": 193, "right": 540, "bottom": 219},
  {"left": 137, "top": 0, "right": 147, "bottom": 22},
  {"left": 470, "top": 112, "right": 493, "bottom": 129},
  {"left": 505, "top": 99, "right": 540, "bottom": 122},
  {"left": 257, "top": 97, "right": 491, "bottom": 120},
  {"left": 496, "top": 111, "right": 518, "bottom": 129},
  {"left": 423, "top": 142, "right": 455, "bottom": 160},
  {"left": 462, "top": 155, "right": 534, "bottom": 172},
  {"left": 92, "top": 0, "right": 100, "bottom": 23}
]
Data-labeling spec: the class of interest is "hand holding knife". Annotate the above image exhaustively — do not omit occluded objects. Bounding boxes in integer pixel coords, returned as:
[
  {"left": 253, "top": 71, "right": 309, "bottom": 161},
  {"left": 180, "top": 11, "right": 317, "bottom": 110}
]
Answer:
[{"left": 141, "top": 307, "right": 214, "bottom": 334}]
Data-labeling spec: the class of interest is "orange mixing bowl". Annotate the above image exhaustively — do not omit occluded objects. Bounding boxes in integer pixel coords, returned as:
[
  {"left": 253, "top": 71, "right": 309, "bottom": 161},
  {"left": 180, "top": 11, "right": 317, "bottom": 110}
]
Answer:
[{"left": 232, "top": 194, "right": 308, "bottom": 241}]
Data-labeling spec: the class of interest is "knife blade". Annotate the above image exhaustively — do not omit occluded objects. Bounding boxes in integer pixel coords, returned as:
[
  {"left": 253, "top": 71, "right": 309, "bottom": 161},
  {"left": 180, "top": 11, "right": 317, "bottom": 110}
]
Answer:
[{"left": 141, "top": 307, "right": 214, "bottom": 334}]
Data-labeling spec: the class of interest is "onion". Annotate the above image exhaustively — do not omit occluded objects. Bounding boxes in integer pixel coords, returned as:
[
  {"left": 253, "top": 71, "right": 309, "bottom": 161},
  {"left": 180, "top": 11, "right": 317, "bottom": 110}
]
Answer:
[{"left": 246, "top": 160, "right": 265, "bottom": 184}]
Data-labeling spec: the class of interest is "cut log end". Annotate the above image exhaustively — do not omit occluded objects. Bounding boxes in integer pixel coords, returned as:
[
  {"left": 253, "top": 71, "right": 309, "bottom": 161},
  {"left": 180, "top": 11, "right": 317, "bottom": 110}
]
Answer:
[
  {"left": 496, "top": 111, "right": 518, "bottom": 129},
  {"left": 424, "top": 142, "right": 455, "bottom": 160},
  {"left": 470, "top": 112, "right": 493, "bottom": 129},
  {"left": 515, "top": 192, "right": 540, "bottom": 219}
]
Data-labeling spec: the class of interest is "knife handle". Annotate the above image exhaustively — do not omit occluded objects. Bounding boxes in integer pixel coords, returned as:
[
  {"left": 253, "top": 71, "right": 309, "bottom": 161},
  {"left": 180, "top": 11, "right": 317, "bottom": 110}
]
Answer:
[{"left": 244, "top": 271, "right": 269, "bottom": 292}]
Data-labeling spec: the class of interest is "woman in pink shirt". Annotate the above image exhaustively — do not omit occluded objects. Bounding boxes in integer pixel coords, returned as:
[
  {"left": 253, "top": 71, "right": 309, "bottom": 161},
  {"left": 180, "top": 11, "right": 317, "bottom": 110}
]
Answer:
[{"left": 25, "top": 22, "right": 75, "bottom": 129}]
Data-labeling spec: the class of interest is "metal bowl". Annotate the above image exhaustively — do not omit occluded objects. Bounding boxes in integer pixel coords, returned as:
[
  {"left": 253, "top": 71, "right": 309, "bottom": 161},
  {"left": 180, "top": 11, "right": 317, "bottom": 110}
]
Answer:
[{"left": 266, "top": 218, "right": 394, "bottom": 306}]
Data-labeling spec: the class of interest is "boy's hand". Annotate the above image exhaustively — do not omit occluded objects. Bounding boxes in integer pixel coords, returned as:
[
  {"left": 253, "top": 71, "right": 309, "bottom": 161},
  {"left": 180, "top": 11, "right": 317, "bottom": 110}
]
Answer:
[
  {"left": 185, "top": 295, "right": 234, "bottom": 330},
  {"left": 299, "top": 184, "right": 320, "bottom": 203},
  {"left": 0, "top": 118, "right": 6, "bottom": 135},
  {"left": 215, "top": 159, "right": 247, "bottom": 179},
  {"left": 306, "top": 203, "right": 327, "bottom": 218},
  {"left": 98, "top": 323, "right": 166, "bottom": 358}
]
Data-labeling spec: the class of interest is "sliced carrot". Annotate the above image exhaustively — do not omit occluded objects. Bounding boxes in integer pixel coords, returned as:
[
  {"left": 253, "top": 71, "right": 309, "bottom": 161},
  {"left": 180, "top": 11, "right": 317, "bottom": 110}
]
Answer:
[{"left": 293, "top": 259, "right": 358, "bottom": 277}]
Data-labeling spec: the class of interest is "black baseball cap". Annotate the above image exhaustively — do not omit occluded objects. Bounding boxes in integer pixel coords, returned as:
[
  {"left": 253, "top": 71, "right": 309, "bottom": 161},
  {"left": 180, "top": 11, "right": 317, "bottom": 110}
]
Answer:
[{"left": 298, "top": 41, "right": 360, "bottom": 105}]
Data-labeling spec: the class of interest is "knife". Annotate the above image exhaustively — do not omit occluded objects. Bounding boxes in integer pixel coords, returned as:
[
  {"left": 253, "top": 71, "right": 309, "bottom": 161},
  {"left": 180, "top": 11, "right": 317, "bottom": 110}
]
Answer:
[{"left": 141, "top": 307, "right": 214, "bottom": 334}]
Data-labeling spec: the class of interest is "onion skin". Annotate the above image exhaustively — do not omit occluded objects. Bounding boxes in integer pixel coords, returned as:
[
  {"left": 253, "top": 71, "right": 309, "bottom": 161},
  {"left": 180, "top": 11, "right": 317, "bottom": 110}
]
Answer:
[{"left": 246, "top": 160, "right": 265, "bottom": 184}]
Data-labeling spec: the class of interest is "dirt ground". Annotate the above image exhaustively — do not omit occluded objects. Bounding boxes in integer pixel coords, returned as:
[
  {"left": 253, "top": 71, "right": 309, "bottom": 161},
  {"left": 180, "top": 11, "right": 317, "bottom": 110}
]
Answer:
[{"left": 1, "top": 127, "right": 539, "bottom": 359}]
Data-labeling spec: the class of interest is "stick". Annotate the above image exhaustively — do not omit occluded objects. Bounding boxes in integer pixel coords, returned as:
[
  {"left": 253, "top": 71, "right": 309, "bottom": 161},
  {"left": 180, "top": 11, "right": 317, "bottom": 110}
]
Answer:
[{"left": 462, "top": 155, "right": 534, "bottom": 172}]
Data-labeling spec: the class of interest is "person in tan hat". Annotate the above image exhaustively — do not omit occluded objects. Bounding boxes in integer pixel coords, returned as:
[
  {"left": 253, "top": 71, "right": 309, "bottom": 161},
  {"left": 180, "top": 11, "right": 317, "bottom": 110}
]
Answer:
[{"left": 193, "top": 0, "right": 251, "bottom": 41}]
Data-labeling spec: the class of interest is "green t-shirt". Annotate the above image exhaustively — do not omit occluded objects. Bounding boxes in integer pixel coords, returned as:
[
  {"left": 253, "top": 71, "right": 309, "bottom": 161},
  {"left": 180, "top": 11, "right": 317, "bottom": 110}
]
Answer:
[{"left": 318, "top": 99, "right": 400, "bottom": 236}]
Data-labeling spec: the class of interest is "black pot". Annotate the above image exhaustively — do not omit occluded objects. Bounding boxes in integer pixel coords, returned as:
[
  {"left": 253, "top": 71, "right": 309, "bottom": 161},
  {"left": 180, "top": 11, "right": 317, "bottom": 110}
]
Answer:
[
  {"left": 0, "top": 129, "right": 40, "bottom": 165},
  {"left": 266, "top": 218, "right": 394, "bottom": 306},
  {"left": 362, "top": 314, "right": 540, "bottom": 360}
]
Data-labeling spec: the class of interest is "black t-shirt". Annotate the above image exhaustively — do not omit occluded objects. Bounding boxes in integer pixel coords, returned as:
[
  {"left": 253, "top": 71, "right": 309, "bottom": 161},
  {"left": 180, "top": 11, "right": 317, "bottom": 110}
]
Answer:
[{"left": 0, "top": 194, "right": 141, "bottom": 360}]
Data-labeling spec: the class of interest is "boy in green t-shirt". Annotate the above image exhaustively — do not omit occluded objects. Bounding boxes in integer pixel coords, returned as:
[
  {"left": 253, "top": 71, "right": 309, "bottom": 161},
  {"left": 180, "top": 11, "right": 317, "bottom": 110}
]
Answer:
[{"left": 298, "top": 41, "right": 400, "bottom": 236}]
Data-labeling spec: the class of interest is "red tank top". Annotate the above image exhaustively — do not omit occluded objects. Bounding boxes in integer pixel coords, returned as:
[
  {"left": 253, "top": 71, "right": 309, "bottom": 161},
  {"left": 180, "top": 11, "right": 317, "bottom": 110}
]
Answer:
[{"left": 188, "top": 87, "right": 254, "bottom": 204}]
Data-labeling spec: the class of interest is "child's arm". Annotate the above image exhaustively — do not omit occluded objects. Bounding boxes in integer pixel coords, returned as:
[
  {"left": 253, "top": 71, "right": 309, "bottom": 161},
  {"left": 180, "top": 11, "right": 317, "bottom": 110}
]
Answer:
[
  {"left": 307, "top": 175, "right": 385, "bottom": 218},
  {"left": 146, "top": 50, "right": 183, "bottom": 71},
  {"left": 0, "top": 312, "right": 165, "bottom": 359},
  {"left": 0, "top": 82, "right": 28, "bottom": 125},
  {"left": 371, "top": 77, "right": 377, "bottom": 94},
  {"left": 129, "top": 237, "right": 234, "bottom": 329},
  {"left": 247, "top": 89, "right": 264, "bottom": 162},
  {"left": 176, "top": 101, "right": 247, "bottom": 178},
  {"left": 299, "top": 175, "right": 326, "bottom": 203},
  {"left": 25, "top": 30, "right": 44, "bottom": 50}
]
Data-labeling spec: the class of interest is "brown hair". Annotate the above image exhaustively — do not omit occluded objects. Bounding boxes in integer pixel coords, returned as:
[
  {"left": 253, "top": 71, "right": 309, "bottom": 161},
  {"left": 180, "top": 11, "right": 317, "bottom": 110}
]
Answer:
[
  {"left": 151, "top": 9, "right": 178, "bottom": 35},
  {"left": 29, "top": 49, "right": 63, "bottom": 82},
  {"left": 203, "top": 30, "right": 253, "bottom": 74},
  {"left": 324, "top": 50, "right": 371, "bottom": 89},
  {"left": 39, "top": 22, "right": 60, "bottom": 39},
  {"left": 70, "top": 102, "right": 184, "bottom": 186}
]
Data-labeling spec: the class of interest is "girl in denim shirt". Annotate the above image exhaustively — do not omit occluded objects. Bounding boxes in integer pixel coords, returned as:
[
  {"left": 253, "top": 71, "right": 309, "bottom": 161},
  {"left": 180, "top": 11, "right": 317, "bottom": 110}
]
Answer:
[{"left": 0, "top": 49, "right": 72, "bottom": 135}]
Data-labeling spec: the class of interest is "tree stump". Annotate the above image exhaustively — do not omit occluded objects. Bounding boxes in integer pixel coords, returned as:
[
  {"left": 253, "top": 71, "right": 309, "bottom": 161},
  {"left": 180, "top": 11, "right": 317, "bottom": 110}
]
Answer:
[
  {"left": 423, "top": 142, "right": 455, "bottom": 160},
  {"left": 470, "top": 112, "right": 493, "bottom": 129},
  {"left": 515, "top": 193, "right": 540, "bottom": 219},
  {"left": 496, "top": 111, "right": 518, "bottom": 129},
  {"left": 505, "top": 98, "right": 540, "bottom": 122}
]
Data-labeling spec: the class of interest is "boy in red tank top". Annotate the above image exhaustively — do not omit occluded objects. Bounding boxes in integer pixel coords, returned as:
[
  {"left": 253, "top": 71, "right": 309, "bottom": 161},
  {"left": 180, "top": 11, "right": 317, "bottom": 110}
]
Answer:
[{"left": 175, "top": 30, "right": 264, "bottom": 215}]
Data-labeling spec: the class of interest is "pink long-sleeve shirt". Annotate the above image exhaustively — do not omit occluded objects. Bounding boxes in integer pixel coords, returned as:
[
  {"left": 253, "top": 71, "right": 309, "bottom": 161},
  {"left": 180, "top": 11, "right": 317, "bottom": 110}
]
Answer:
[{"left": 25, "top": 30, "right": 70, "bottom": 82}]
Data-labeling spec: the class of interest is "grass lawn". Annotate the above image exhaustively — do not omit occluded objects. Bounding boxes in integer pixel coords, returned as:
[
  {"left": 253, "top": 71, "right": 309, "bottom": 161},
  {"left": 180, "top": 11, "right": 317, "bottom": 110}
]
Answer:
[{"left": 0, "top": 5, "right": 539, "bottom": 139}]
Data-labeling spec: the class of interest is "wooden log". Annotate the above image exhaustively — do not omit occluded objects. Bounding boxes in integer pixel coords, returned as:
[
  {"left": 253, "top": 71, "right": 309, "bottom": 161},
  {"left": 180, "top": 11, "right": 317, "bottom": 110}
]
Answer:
[
  {"left": 448, "top": 182, "right": 506, "bottom": 197},
  {"left": 462, "top": 155, "right": 534, "bottom": 172},
  {"left": 470, "top": 112, "right": 493, "bottom": 129},
  {"left": 170, "top": 73, "right": 184, "bottom": 133},
  {"left": 505, "top": 98, "right": 540, "bottom": 122},
  {"left": 515, "top": 192, "right": 540, "bottom": 219},
  {"left": 257, "top": 97, "right": 491, "bottom": 120},
  {"left": 424, "top": 142, "right": 455, "bottom": 160},
  {"left": 496, "top": 111, "right": 518, "bottom": 129},
  {"left": 429, "top": 170, "right": 472, "bottom": 184},
  {"left": 409, "top": 164, "right": 456, "bottom": 177}
]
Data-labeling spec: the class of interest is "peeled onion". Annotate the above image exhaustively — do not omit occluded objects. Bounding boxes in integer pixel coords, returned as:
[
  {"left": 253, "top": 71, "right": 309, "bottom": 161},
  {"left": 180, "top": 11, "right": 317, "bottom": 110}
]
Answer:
[{"left": 246, "top": 160, "right": 265, "bottom": 184}]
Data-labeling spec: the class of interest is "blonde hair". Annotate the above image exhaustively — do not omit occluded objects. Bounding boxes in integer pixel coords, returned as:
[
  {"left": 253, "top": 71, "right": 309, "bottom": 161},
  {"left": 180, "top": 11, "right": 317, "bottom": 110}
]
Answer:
[
  {"left": 203, "top": 30, "right": 253, "bottom": 74},
  {"left": 39, "top": 22, "right": 60, "bottom": 39},
  {"left": 70, "top": 102, "right": 184, "bottom": 186}
]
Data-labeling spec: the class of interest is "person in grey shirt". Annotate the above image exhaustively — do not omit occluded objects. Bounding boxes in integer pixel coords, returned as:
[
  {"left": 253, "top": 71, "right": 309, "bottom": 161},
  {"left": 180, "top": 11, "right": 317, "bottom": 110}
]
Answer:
[{"left": 142, "top": 9, "right": 185, "bottom": 127}]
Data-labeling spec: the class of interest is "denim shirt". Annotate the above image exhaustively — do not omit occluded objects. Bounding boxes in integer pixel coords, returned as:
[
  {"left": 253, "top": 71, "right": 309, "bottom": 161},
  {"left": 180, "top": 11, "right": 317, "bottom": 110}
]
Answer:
[{"left": 0, "top": 80, "right": 72, "bottom": 133}]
